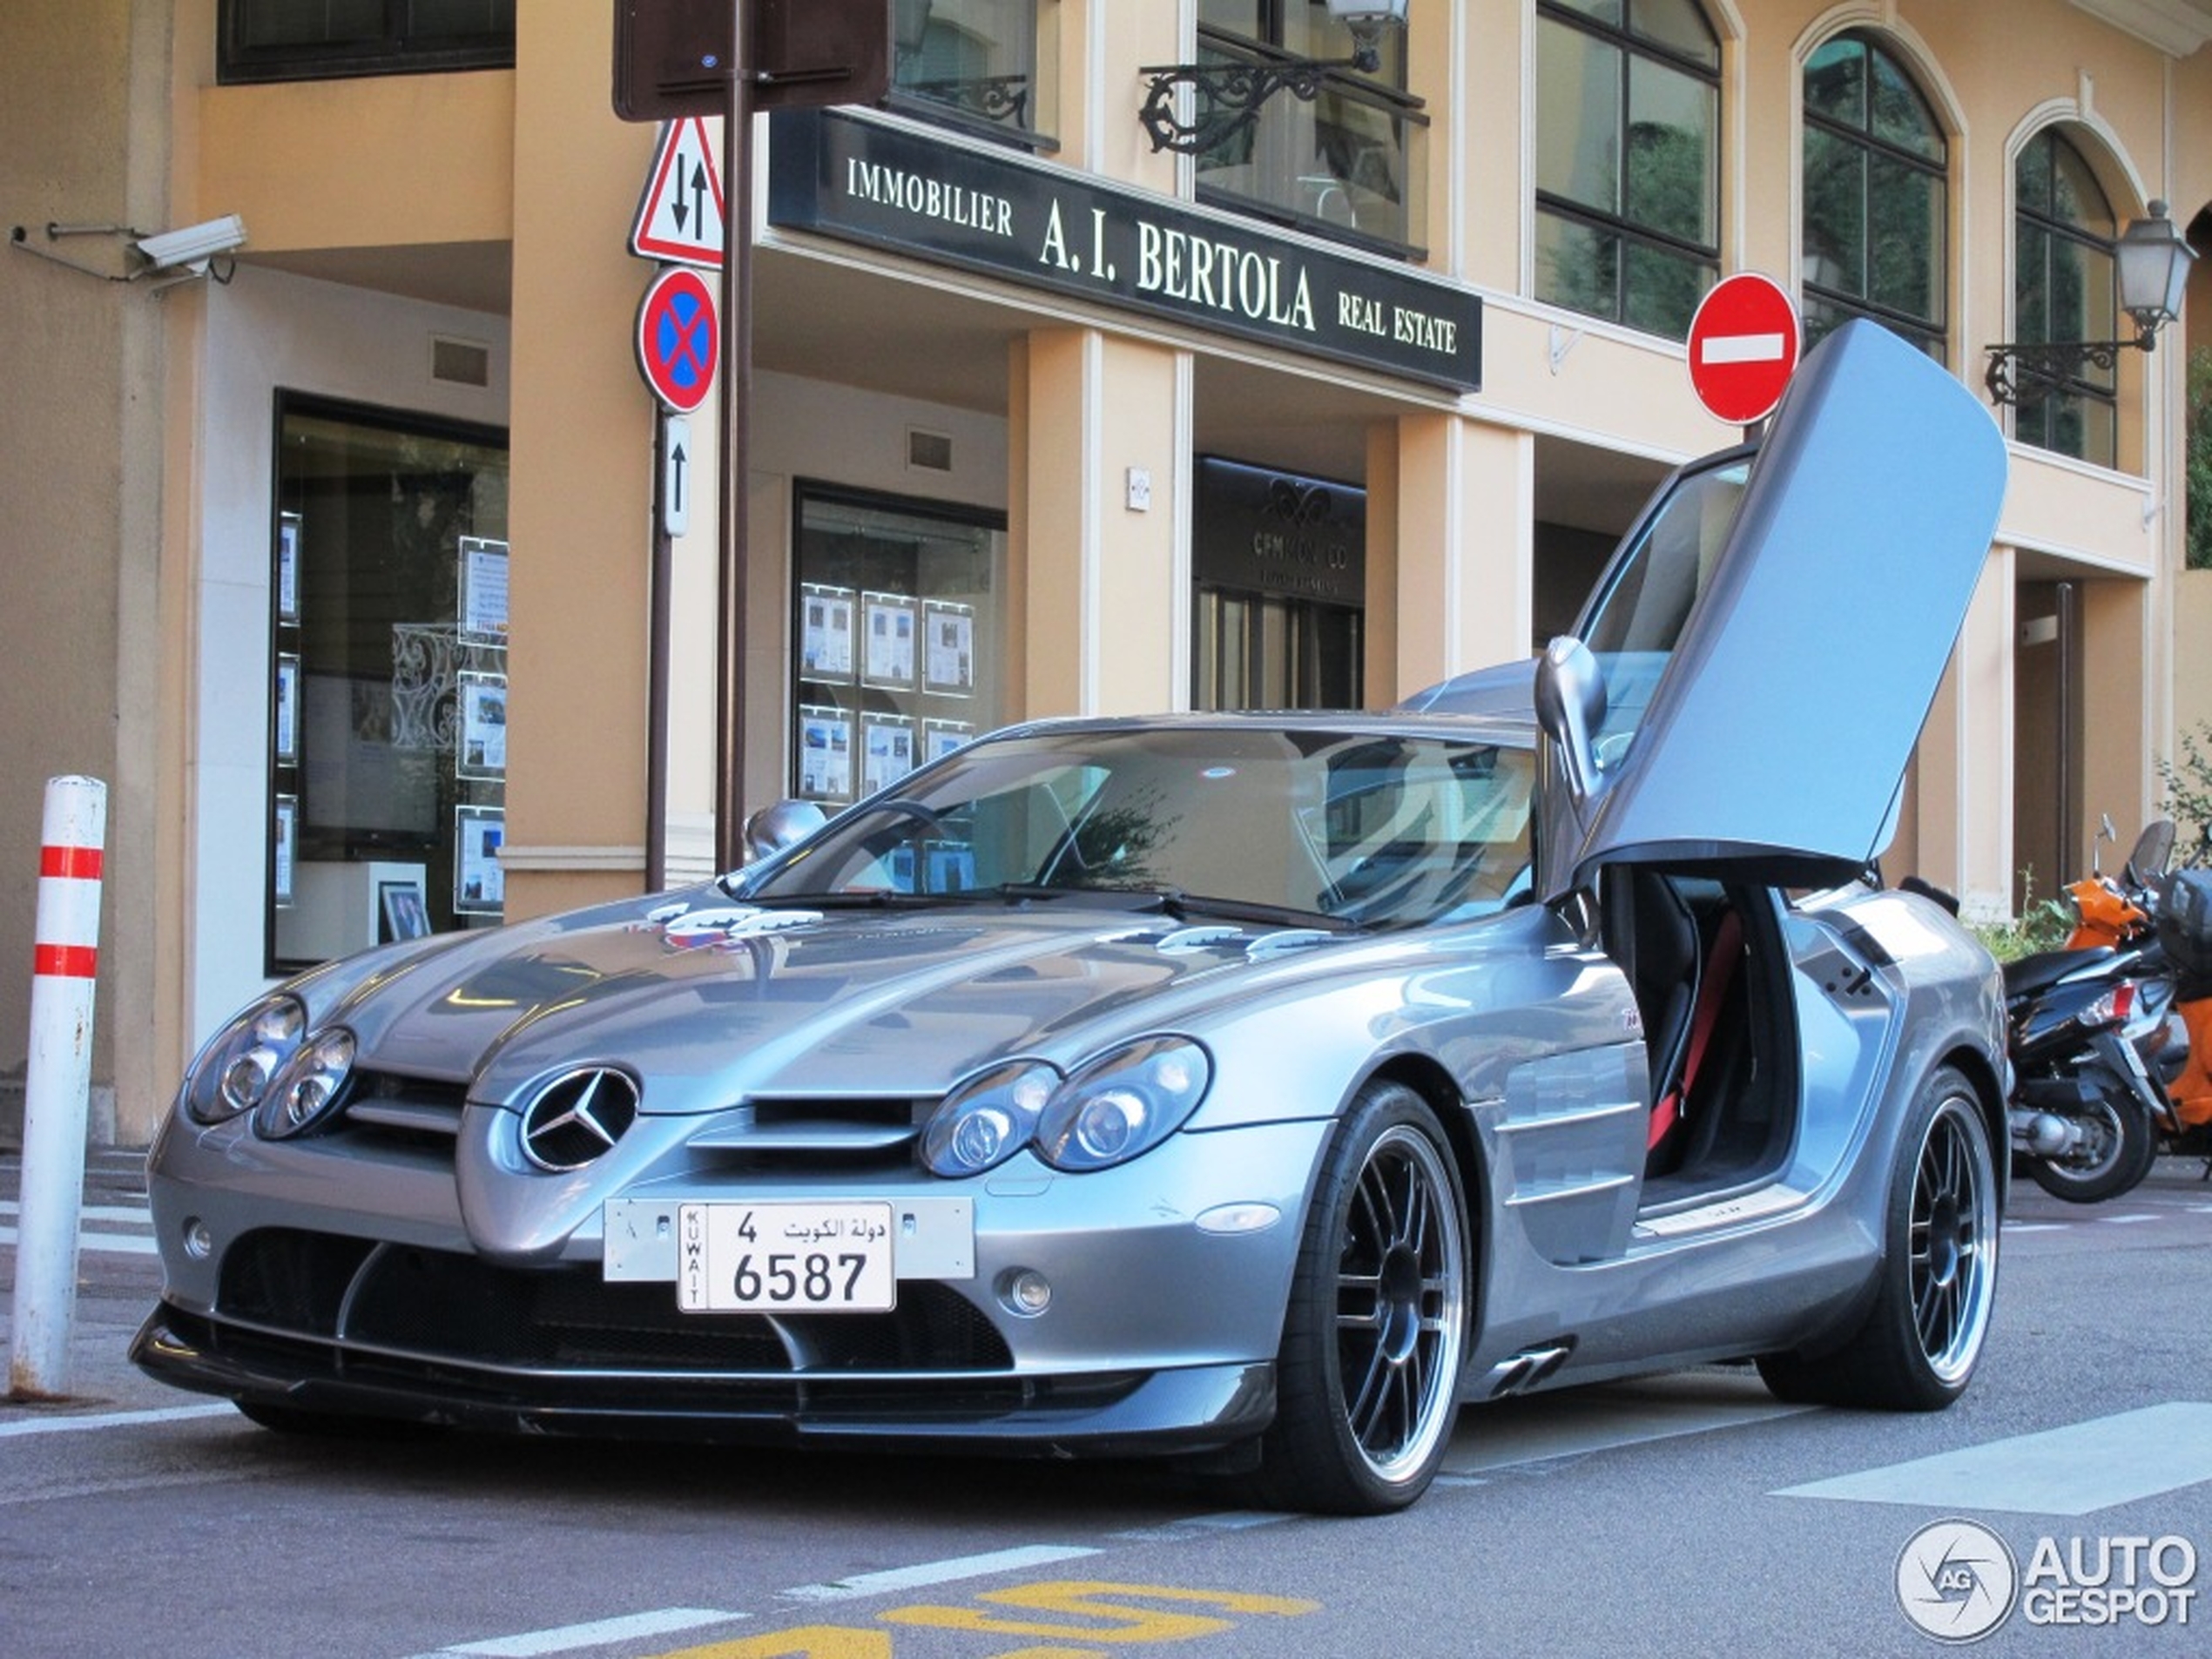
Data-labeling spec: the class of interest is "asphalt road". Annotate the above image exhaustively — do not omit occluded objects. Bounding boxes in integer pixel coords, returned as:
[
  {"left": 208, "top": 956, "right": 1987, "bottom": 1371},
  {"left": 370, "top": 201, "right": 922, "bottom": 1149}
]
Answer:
[{"left": 4, "top": 1150, "right": 2211, "bottom": 1657}]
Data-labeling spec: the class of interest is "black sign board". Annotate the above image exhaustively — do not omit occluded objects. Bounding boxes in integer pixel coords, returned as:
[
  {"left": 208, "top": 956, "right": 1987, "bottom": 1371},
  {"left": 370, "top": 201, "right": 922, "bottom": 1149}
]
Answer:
[
  {"left": 1194, "top": 457, "right": 1366, "bottom": 605},
  {"left": 768, "top": 109, "right": 1482, "bottom": 393},
  {"left": 612, "top": 0, "right": 893, "bottom": 123}
]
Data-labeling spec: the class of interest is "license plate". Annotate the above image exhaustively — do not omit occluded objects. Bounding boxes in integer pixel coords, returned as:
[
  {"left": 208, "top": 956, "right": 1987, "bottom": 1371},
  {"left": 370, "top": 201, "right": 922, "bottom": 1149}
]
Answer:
[{"left": 676, "top": 1202, "right": 896, "bottom": 1313}]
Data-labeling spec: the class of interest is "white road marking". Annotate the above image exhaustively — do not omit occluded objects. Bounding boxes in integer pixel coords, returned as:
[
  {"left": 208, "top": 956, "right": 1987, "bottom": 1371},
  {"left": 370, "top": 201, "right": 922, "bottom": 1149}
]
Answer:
[
  {"left": 2003, "top": 1222, "right": 2066, "bottom": 1233},
  {"left": 0, "top": 1224, "right": 158, "bottom": 1256},
  {"left": 1700, "top": 331, "right": 1785, "bottom": 364},
  {"left": 1111, "top": 1509, "right": 1294, "bottom": 1542},
  {"left": 0, "top": 1403, "right": 233, "bottom": 1440},
  {"left": 780, "top": 1543, "right": 1102, "bottom": 1602},
  {"left": 422, "top": 1608, "right": 746, "bottom": 1657},
  {"left": 0, "top": 1199, "right": 151, "bottom": 1226},
  {"left": 1445, "top": 1379, "right": 1813, "bottom": 1474},
  {"left": 2099, "top": 1213, "right": 2161, "bottom": 1224},
  {"left": 1776, "top": 1400, "right": 2212, "bottom": 1515}
]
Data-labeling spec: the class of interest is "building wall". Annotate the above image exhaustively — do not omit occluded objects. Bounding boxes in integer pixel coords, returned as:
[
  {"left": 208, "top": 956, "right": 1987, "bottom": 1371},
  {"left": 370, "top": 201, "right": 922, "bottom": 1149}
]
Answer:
[{"left": 2, "top": 0, "right": 2206, "bottom": 1144}]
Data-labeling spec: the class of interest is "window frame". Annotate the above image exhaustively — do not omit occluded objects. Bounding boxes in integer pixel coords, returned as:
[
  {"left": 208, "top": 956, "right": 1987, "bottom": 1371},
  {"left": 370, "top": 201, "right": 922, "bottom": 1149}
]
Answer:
[
  {"left": 2009, "top": 126, "right": 2121, "bottom": 467},
  {"left": 1187, "top": 6, "right": 1432, "bottom": 260},
  {"left": 1533, "top": 0, "right": 1723, "bottom": 341},
  {"left": 263, "top": 391, "right": 511, "bottom": 976},
  {"left": 219, "top": 0, "right": 515, "bottom": 85},
  {"left": 1798, "top": 29, "right": 1950, "bottom": 361},
  {"left": 882, "top": 0, "right": 1060, "bottom": 154}
]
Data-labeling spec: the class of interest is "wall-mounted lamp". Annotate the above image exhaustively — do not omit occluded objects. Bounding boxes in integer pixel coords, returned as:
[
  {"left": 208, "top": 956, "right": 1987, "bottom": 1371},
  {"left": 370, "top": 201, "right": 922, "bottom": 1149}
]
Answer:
[
  {"left": 9, "top": 213, "right": 248, "bottom": 286},
  {"left": 1138, "top": 0, "right": 1407, "bottom": 155},
  {"left": 1984, "top": 199, "right": 2196, "bottom": 405}
]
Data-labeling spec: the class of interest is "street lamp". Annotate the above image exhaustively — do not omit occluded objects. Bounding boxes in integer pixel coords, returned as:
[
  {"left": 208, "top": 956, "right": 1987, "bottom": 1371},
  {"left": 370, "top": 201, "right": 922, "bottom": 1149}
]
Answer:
[
  {"left": 1985, "top": 199, "right": 2198, "bottom": 405},
  {"left": 1138, "top": 0, "right": 1408, "bottom": 155}
]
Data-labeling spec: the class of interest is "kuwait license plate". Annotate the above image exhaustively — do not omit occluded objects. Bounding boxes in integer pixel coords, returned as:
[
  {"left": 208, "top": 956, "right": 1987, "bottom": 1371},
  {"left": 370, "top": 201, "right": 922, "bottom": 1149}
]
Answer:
[{"left": 676, "top": 1202, "right": 896, "bottom": 1313}]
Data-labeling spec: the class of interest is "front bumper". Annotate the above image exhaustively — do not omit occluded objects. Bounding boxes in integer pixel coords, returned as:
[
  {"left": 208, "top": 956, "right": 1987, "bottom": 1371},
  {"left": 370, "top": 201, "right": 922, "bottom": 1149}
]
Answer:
[{"left": 130, "top": 1302, "right": 1276, "bottom": 1456}]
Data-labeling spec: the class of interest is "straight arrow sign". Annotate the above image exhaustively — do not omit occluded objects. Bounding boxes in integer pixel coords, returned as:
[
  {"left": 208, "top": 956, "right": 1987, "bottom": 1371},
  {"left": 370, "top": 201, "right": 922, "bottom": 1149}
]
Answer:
[{"left": 664, "top": 415, "right": 691, "bottom": 537}]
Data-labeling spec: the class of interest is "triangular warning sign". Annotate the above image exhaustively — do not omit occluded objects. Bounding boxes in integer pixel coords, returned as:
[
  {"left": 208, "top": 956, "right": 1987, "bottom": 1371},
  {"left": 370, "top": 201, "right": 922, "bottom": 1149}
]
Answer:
[{"left": 631, "top": 117, "right": 726, "bottom": 269}]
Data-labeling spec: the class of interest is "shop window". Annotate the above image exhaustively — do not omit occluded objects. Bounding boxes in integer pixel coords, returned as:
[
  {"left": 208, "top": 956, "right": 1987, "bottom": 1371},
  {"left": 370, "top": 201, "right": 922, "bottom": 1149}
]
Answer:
[
  {"left": 1534, "top": 0, "right": 1720, "bottom": 341},
  {"left": 1192, "top": 456, "right": 1364, "bottom": 711},
  {"left": 887, "top": 0, "right": 1060, "bottom": 151},
  {"left": 266, "top": 397, "right": 510, "bottom": 974},
  {"left": 2011, "top": 128, "right": 2121, "bottom": 468},
  {"left": 219, "top": 1, "right": 514, "bottom": 84},
  {"left": 1189, "top": 0, "right": 1429, "bottom": 258},
  {"left": 1800, "top": 30, "right": 1948, "bottom": 361},
  {"left": 791, "top": 486, "right": 1008, "bottom": 806}
]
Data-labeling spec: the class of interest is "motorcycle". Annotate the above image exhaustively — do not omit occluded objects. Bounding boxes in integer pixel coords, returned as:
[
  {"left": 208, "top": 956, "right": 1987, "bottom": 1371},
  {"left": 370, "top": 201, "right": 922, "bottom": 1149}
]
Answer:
[{"left": 2001, "top": 819, "right": 2179, "bottom": 1203}]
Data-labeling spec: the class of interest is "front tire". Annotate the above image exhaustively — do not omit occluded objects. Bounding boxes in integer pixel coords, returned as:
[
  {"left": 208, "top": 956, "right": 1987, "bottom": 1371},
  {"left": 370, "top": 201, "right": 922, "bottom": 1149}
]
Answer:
[
  {"left": 1248, "top": 1082, "right": 1470, "bottom": 1514},
  {"left": 1758, "top": 1067, "right": 1998, "bottom": 1409}
]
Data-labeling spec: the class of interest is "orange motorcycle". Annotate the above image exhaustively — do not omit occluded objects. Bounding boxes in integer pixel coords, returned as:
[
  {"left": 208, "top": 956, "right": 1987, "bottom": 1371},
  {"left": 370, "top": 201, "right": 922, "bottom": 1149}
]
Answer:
[{"left": 2062, "top": 820, "right": 2212, "bottom": 1163}]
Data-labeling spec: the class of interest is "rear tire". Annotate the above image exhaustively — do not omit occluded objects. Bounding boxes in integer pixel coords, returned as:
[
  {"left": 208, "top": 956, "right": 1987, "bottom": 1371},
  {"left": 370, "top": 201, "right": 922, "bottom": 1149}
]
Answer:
[
  {"left": 2023, "top": 1082, "right": 2156, "bottom": 1204},
  {"left": 1757, "top": 1067, "right": 1997, "bottom": 1410},
  {"left": 1246, "top": 1082, "right": 1470, "bottom": 1514}
]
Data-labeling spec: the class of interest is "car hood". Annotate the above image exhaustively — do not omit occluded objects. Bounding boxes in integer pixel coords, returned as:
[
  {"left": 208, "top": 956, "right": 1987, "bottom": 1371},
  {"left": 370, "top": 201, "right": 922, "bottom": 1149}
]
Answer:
[{"left": 328, "top": 888, "right": 1340, "bottom": 1111}]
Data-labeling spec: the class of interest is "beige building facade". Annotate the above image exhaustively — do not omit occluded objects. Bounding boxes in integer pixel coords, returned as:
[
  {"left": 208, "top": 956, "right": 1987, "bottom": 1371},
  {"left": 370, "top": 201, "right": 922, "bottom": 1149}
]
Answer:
[{"left": 3, "top": 1, "right": 2208, "bottom": 1146}]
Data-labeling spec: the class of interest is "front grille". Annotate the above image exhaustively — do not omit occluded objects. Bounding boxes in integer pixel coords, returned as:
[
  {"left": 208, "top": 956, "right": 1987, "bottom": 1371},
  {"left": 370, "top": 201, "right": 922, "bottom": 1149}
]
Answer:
[
  {"left": 216, "top": 1228, "right": 1011, "bottom": 1374},
  {"left": 336, "top": 1070, "right": 469, "bottom": 1150}
]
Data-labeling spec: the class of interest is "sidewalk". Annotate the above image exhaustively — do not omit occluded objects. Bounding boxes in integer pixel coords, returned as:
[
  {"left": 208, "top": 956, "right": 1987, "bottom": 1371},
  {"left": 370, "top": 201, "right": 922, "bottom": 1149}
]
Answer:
[{"left": 0, "top": 1147, "right": 186, "bottom": 1421}]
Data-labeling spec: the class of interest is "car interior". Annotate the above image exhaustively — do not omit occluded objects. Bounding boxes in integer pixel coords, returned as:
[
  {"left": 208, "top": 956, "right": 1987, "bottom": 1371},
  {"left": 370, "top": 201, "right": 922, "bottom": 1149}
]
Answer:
[{"left": 1601, "top": 866, "right": 1797, "bottom": 1202}]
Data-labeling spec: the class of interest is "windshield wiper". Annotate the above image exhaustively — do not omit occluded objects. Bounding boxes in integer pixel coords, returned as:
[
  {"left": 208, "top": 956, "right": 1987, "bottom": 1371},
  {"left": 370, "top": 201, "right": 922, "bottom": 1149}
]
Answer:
[{"left": 1112, "top": 887, "right": 1353, "bottom": 932}]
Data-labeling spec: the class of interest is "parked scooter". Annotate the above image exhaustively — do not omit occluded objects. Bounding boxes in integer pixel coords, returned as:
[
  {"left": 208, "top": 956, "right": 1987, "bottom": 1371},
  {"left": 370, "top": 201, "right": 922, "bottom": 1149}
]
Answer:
[{"left": 2001, "top": 819, "right": 2177, "bottom": 1203}]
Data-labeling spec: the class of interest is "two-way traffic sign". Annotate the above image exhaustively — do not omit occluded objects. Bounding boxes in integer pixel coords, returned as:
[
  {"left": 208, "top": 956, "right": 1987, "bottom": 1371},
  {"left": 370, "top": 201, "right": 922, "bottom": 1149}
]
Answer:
[{"left": 631, "top": 117, "right": 726, "bottom": 268}]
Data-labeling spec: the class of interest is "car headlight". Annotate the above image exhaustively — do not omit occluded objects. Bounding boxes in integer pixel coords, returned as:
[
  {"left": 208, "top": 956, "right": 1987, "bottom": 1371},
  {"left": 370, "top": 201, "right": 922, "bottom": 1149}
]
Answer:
[
  {"left": 1035, "top": 1036, "right": 1212, "bottom": 1172},
  {"left": 252, "top": 1026, "right": 358, "bottom": 1139},
  {"left": 182, "top": 995, "right": 308, "bottom": 1124},
  {"left": 920, "top": 1060, "right": 1058, "bottom": 1177}
]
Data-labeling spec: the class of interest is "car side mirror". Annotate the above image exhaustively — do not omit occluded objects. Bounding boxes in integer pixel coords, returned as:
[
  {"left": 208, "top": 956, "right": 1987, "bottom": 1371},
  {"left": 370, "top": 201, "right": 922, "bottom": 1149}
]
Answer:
[
  {"left": 1533, "top": 636, "right": 1607, "bottom": 808},
  {"left": 744, "top": 799, "right": 827, "bottom": 862}
]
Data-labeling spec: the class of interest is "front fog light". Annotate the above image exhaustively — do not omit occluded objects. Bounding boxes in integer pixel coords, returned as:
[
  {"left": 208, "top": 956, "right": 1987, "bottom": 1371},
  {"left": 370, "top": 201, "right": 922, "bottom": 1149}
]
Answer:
[
  {"left": 999, "top": 1268, "right": 1053, "bottom": 1317},
  {"left": 183, "top": 1218, "right": 213, "bottom": 1260}
]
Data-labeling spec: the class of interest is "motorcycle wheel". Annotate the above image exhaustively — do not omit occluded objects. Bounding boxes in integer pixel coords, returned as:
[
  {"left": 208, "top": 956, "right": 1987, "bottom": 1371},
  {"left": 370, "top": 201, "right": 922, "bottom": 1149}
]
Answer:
[{"left": 2023, "top": 1082, "right": 2157, "bottom": 1204}]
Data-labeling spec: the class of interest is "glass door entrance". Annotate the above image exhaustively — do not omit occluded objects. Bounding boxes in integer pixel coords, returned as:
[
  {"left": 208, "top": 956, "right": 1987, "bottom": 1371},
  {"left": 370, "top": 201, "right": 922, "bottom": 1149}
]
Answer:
[{"left": 1194, "top": 588, "right": 1362, "bottom": 710}]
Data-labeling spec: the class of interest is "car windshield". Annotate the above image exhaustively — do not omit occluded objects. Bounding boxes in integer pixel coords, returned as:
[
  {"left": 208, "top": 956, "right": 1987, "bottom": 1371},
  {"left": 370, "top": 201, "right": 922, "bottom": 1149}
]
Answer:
[{"left": 750, "top": 725, "right": 1537, "bottom": 930}]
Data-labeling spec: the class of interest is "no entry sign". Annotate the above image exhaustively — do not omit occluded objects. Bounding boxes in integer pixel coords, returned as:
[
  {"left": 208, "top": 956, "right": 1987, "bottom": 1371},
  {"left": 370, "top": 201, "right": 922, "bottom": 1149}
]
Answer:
[
  {"left": 1687, "top": 273, "right": 1800, "bottom": 426},
  {"left": 636, "top": 264, "right": 719, "bottom": 414}
]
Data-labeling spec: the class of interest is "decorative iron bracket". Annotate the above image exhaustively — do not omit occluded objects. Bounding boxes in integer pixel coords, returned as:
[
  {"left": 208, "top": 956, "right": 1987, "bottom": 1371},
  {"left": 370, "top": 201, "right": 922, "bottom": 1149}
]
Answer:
[
  {"left": 1137, "top": 54, "right": 1370, "bottom": 155},
  {"left": 1983, "top": 329, "right": 2153, "bottom": 405}
]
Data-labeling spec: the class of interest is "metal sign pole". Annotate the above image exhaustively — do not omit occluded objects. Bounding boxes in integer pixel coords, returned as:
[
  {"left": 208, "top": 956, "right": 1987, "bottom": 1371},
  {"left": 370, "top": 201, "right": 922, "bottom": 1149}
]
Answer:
[{"left": 713, "top": 3, "right": 752, "bottom": 873}]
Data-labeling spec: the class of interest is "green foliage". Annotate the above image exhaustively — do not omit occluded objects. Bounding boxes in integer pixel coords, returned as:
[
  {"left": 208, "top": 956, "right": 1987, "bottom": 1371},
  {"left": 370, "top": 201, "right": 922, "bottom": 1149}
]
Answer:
[
  {"left": 2188, "top": 346, "right": 2212, "bottom": 571},
  {"left": 1970, "top": 869, "right": 2074, "bottom": 962},
  {"left": 2159, "top": 718, "right": 2212, "bottom": 854}
]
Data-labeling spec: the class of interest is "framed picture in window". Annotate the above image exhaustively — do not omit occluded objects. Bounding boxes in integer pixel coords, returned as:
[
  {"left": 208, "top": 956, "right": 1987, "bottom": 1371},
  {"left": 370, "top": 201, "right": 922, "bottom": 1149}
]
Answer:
[
  {"left": 798, "top": 704, "right": 853, "bottom": 800},
  {"left": 274, "top": 653, "right": 300, "bottom": 765},
  {"left": 273, "top": 794, "right": 297, "bottom": 907},
  {"left": 923, "top": 600, "right": 974, "bottom": 696},
  {"left": 456, "top": 670, "right": 508, "bottom": 780},
  {"left": 454, "top": 804, "right": 505, "bottom": 915},
  {"left": 799, "top": 584, "right": 857, "bottom": 683},
  {"left": 860, "top": 591, "right": 918, "bottom": 690},
  {"left": 379, "top": 880, "right": 431, "bottom": 942},
  {"left": 459, "top": 536, "right": 510, "bottom": 646},
  {"left": 277, "top": 512, "right": 303, "bottom": 624}
]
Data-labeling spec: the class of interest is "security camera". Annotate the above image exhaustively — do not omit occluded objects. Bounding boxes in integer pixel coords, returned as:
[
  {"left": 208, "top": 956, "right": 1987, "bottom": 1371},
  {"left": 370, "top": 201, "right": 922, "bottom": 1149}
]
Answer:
[{"left": 134, "top": 214, "right": 247, "bottom": 272}]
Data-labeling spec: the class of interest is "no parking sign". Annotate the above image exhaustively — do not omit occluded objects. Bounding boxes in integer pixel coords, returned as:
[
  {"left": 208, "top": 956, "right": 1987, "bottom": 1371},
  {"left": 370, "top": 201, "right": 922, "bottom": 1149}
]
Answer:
[{"left": 636, "top": 264, "right": 719, "bottom": 414}]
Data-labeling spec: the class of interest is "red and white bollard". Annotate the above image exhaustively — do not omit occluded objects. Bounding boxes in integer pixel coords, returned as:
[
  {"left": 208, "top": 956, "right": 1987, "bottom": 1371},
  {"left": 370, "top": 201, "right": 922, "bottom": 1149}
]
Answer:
[{"left": 9, "top": 776, "right": 107, "bottom": 1400}]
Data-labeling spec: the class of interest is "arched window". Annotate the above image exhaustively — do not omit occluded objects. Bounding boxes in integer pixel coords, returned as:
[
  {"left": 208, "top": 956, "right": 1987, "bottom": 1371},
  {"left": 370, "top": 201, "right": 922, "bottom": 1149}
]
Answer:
[
  {"left": 1801, "top": 30, "right": 1947, "bottom": 360},
  {"left": 2012, "top": 129, "right": 2120, "bottom": 466},
  {"left": 1534, "top": 0, "right": 1721, "bottom": 340}
]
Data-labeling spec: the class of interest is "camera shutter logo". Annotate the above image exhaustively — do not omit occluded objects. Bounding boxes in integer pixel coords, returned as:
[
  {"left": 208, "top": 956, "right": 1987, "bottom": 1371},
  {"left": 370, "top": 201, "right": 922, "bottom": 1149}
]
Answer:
[{"left": 1897, "top": 1519, "right": 2020, "bottom": 1642}]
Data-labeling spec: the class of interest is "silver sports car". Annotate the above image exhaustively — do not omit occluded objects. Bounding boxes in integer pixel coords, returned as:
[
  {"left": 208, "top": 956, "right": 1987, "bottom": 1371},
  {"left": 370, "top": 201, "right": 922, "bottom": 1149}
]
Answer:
[{"left": 135, "top": 320, "right": 2012, "bottom": 1514}]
